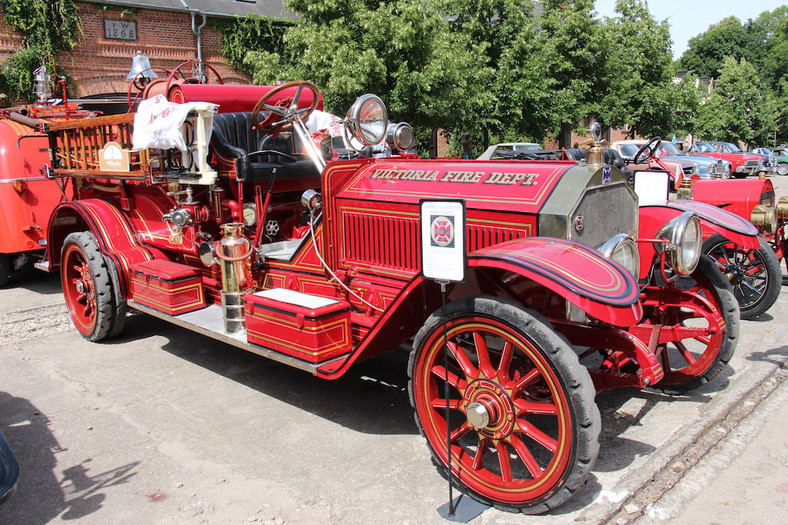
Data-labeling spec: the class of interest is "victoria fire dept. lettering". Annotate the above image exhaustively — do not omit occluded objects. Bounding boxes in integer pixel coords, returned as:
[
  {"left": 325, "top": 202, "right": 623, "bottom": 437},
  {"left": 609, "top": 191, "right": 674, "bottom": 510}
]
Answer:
[
  {"left": 370, "top": 169, "right": 440, "bottom": 181},
  {"left": 439, "top": 171, "right": 483, "bottom": 183},
  {"left": 369, "top": 168, "right": 539, "bottom": 186},
  {"left": 484, "top": 172, "right": 539, "bottom": 186}
]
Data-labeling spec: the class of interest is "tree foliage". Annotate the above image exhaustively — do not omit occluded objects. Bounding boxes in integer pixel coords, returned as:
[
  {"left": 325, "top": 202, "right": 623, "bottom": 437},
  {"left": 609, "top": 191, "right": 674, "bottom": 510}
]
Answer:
[
  {"left": 230, "top": 1, "right": 785, "bottom": 150},
  {"left": 0, "top": 0, "right": 82, "bottom": 105},
  {"left": 679, "top": 16, "right": 752, "bottom": 78},
  {"left": 695, "top": 57, "right": 776, "bottom": 145}
]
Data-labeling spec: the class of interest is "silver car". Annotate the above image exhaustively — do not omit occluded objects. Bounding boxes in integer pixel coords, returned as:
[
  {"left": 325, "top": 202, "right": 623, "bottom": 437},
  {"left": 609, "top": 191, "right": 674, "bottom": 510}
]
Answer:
[{"left": 613, "top": 140, "right": 731, "bottom": 179}]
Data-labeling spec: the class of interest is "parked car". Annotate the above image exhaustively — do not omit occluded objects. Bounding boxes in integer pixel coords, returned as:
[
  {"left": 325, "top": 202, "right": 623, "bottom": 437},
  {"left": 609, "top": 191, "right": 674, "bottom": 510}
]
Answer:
[
  {"left": 0, "top": 428, "right": 19, "bottom": 505},
  {"left": 37, "top": 72, "right": 749, "bottom": 514},
  {"left": 634, "top": 137, "right": 786, "bottom": 318},
  {"left": 611, "top": 139, "right": 731, "bottom": 181},
  {"left": 477, "top": 142, "right": 541, "bottom": 159},
  {"left": 753, "top": 147, "right": 788, "bottom": 176},
  {"left": 689, "top": 141, "right": 768, "bottom": 178}
]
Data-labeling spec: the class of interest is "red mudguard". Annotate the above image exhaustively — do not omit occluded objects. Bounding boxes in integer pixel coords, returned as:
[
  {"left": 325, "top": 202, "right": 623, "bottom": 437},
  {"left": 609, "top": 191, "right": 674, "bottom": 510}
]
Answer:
[
  {"left": 469, "top": 237, "right": 643, "bottom": 327},
  {"left": 640, "top": 201, "right": 759, "bottom": 248}
]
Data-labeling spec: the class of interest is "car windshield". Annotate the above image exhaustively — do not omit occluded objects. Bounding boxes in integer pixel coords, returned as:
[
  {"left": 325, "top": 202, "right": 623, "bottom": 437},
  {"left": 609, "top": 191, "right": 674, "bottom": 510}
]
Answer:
[
  {"left": 658, "top": 142, "right": 681, "bottom": 155},
  {"left": 694, "top": 143, "right": 717, "bottom": 153},
  {"left": 618, "top": 144, "right": 641, "bottom": 157},
  {"left": 511, "top": 144, "right": 540, "bottom": 152},
  {"left": 720, "top": 142, "right": 741, "bottom": 153}
]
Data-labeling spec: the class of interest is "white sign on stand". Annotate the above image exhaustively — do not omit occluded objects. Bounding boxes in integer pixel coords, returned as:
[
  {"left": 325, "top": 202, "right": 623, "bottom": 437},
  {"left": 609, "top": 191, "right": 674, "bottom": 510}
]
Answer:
[{"left": 420, "top": 200, "right": 466, "bottom": 283}]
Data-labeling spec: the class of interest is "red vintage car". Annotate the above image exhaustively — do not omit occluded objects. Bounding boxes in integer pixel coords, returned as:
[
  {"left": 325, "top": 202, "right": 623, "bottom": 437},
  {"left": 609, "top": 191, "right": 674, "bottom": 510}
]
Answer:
[
  {"left": 37, "top": 77, "right": 748, "bottom": 514},
  {"left": 632, "top": 137, "right": 786, "bottom": 319},
  {"left": 689, "top": 141, "right": 768, "bottom": 178}
]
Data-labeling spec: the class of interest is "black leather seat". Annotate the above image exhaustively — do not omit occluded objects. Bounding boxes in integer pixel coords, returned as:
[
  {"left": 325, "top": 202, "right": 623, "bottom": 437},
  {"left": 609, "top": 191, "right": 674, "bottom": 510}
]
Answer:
[{"left": 210, "top": 112, "right": 319, "bottom": 181}]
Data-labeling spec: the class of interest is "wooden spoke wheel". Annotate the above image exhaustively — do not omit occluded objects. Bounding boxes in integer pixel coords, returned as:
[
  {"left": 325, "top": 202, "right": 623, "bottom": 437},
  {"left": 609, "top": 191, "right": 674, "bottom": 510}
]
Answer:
[
  {"left": 408, "top": 296, "right": 599, "bottom": 514},
  {"left": 642, "top": 256, "right": 739, "bottom": 392}
]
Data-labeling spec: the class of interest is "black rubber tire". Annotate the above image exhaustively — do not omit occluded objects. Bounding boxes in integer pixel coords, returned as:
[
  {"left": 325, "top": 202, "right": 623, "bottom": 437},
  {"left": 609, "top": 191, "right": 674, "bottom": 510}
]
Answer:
[
  {"left": 407, "top": 295, "right": 599, "bottom": 514},
  {"left": 103, "top": 254, "right": 128, "bottom": 338},
  {"left": 0, "top": 253, "right": 9, "bottom": 287},
  {"left": 733, "top": 172, "right": 748, "bottom": 179},
  {"left": 703, "top": 233, "right": 781, "bottom": 319},
  {"left": 60, "top": 232, "right": 117, "bottom": 342}
]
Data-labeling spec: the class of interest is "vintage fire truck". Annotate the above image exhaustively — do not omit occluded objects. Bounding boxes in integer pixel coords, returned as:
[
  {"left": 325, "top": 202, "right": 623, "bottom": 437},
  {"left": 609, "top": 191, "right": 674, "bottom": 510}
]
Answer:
[
  {"left": 0, "top": 104, "right": 81, "bottom": 286},
  {"left": 38, "top": 78, "right": 752, "bottom": 513}
]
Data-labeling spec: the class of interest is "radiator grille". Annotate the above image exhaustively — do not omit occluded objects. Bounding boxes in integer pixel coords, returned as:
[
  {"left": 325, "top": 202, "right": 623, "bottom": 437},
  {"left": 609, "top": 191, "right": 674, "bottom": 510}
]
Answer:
[
  {"left": 570, "top": 184, "right": 638, "bottom": 249},
  {"left": 341, "top": 211, "right": 529, "bottom": 271}
]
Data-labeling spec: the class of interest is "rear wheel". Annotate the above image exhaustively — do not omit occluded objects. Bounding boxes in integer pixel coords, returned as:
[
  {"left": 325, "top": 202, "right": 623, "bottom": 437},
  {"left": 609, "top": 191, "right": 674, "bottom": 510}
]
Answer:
[
  {"left": 0, "top": 254, "right": 9, "bottom": 287},
  {"left": 408, "top": 296, "right": 599, "bottom": 514},
  {"left": 61, "top": 232, "right": 117, "bottom": 341},
  {"left": 703, "top": 233, "right": 781, "bottom": 319}
]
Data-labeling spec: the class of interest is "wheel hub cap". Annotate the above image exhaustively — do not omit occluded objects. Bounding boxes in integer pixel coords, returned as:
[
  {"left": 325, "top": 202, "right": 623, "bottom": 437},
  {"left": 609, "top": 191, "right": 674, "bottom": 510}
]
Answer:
[
  {"left": 75, "top": 280, "right": 86, "bottom": 294},
  {"left": 463, "top": 379, "right": 515, "bottom": 439}
]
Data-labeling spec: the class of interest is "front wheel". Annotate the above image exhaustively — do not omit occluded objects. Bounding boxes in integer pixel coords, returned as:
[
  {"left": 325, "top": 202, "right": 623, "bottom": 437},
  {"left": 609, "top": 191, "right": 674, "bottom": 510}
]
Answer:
[
  {"left": 777, "top": 163, "right": 788, "bottom": 176},
  {"left": 408, "top": 296, "right": 599, "bottom": 514},
  {"left": 703, "top": 234, "right": 781, "bottom": 319},
  {"left": 642, "top": 256, "right": 739, "bottom": 393},
  {"left": 61, "top": 232, "right": 119, "bottom": 341}
]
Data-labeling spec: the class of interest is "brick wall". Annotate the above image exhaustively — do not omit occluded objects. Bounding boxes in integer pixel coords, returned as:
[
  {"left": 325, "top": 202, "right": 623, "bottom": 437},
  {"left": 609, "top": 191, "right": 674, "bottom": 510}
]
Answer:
[{"left": 0, "top": 2, "right": 251, "bottom": 98}]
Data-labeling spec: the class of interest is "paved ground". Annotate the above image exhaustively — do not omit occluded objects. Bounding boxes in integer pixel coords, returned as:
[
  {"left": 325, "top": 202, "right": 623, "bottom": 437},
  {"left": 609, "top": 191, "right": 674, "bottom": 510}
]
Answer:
[{"left": 0, "top": 174, "right": 786, "bottom": 524}]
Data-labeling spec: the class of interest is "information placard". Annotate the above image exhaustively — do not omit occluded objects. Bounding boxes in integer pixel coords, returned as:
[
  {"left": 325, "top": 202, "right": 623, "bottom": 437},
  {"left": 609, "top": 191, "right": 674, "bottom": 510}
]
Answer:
[{"left": 420, "top": 200, "right": 466, "bottom": 283}]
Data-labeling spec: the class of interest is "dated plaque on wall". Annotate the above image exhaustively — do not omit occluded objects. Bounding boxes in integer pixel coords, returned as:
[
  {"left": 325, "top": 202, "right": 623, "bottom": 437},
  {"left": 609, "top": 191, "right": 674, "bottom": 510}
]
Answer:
[{"left": 103, "top": 19, "right": 137, "bottom": 41}]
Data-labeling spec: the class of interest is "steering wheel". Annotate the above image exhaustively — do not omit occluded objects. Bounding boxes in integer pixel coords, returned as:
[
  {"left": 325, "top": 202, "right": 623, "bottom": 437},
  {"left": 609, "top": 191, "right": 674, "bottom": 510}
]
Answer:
[
  {"left": 633, "top": 136, "right": 662, "bottom": 164},
  {"left": 165, "top": 60, "right": 224, "bottom": 94},
  {"left": 251, "top": 81, "right": 320, "bottom": 133},
  {"left": 127, "top": 67, "right": 170, "bottom": 112}
]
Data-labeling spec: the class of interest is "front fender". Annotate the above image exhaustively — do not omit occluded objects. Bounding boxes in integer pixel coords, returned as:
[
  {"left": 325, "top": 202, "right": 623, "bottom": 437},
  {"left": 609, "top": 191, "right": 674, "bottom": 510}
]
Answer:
[
  {"left": 640, "top": 202, "right": 759, "bottom": 249},
  {"left": 468, "top": 237, "right": 642, "bottom": 327}
]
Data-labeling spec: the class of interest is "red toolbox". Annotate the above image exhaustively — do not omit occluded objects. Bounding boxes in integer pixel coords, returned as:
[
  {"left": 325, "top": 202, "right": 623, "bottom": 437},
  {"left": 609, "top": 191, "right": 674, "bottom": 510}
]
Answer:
[
  {"left": 129, "top": 259, "right": 205, "bottom": 315},
  {"left": 244, "top": 288, "right": 352, "bottom": 363}
]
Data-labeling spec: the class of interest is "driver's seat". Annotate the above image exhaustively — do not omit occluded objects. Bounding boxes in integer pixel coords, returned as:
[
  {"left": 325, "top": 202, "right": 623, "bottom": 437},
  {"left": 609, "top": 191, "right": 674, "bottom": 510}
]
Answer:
[{"left": 210, "top": 112, "right": 319, "bottom": 182}]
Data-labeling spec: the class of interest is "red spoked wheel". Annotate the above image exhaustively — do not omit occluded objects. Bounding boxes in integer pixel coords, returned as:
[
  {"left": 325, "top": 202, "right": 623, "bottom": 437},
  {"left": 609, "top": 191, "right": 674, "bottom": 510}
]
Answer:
[
  {"left": 60, "top": 232, "right": 117, "bottom": 342},
  {"left": 640, "top": 256, "right": 739, "bottom": 392},
  {"left": 408, "top": 296, "right": 599, "bottom": 514}
]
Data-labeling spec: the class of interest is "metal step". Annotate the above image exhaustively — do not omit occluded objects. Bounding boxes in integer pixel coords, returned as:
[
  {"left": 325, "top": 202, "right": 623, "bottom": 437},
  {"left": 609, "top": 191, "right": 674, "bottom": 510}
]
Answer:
[{"left": 127, "top": 300, "right": 347, "bottom": 375}]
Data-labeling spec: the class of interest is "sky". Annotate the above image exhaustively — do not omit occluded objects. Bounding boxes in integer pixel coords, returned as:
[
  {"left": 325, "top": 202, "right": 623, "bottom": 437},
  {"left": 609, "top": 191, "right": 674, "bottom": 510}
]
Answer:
[{"left": 594, "top": 0, "right": 787, "bottom": 59}]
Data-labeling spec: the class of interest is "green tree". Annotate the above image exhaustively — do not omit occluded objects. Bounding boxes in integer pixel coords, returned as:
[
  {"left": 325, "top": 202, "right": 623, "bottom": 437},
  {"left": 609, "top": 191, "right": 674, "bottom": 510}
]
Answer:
[
  {"left": 679, "top": 17, "right": 751, "bottom": 79},
  {"left": 438, "top": 0, "right": 554, "bottom": 147},
  {"left": 537, "top": 0, "right": 603, "bottom": 139},
  {"left": 0, "top": 0, "right": 82, "bottom": 105},
  {"left": 244, "top": 0, "right": 489, "bottom": 151},
  {"left": 695, "top": 57, "right": 776, "bottom": 146},
  {"left": 598, "top": 0, "right": 680, "bottom": 137},
  {"left": 221, "top": 14, "right": 292, "bottom": 72}
]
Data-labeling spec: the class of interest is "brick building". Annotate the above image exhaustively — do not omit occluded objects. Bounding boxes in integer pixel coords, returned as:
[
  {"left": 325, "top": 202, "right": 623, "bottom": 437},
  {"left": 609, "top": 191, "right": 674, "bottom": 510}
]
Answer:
[{"left": 0, "top": 0, "right": 286, "bottom": 98}]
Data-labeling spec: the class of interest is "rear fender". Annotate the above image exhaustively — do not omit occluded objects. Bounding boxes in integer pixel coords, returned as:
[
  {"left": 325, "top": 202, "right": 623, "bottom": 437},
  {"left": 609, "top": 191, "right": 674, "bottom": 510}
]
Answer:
[
  {"left": 47, "top": 199, "right": 161, "bottom": 295},
  {"left": 468, "top": 237, "right": 642, "bottom": 327}
]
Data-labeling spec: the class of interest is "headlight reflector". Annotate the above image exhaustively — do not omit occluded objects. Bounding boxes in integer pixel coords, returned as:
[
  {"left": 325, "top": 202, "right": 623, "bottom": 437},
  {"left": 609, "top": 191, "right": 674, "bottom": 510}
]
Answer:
[
  {"left": 345, "top": 94, "right": 388, "bottom": 147},
  {"left": 598, "top": 234, "right": 640, "bottom": 279}
]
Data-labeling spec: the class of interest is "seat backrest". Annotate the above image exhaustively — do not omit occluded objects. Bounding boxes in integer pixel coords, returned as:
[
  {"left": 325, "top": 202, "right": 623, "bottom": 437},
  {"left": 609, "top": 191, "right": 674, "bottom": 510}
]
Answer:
[{"left": 211, "top": 112, "right": 264, "bottom": 154}]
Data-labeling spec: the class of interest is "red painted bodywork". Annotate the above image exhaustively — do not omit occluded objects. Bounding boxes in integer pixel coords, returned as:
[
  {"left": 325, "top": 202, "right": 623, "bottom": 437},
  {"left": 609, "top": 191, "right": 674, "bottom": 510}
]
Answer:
[
  {"left": 0, "top": 119, "right": 67, "bottom": 255},
  {"left": 692, "top": 178, "right": 774, "bottom": 219}
]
